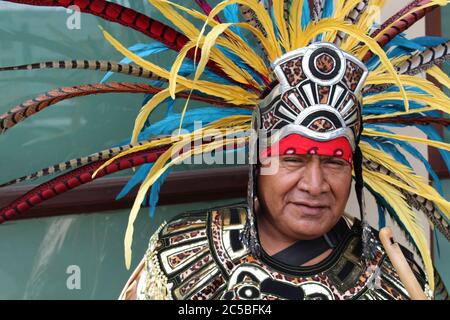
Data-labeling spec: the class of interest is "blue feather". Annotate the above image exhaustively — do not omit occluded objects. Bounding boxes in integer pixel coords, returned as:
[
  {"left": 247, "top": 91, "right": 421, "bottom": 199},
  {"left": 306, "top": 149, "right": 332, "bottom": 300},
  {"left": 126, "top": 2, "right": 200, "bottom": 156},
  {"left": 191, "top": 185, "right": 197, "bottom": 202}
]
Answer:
[
  {"left": 179, "top": 59, "right": 232, "bottom": 84},
  {"left": 393, "top": 138, "right": 444, "bottom": 195},
  {"left": 114, "top": 106, "right": 252, "bottom": 217},
  {"left": 362, "top": 100, "right": 425, "bottom": 116},
  {"left": 116, "top": 164, "right": 152, "bottom": 200},
  {"left": 115, "top": 107, "right": 252, "bottom": 146},
  {"left": 165, "top": 100, "right": 176, "bottom": 117},
  {"left": 434, "top": 228, "right": 441, "bottom": 258},
  {"left": 413, "top": 36, "right": 449, "bottom": 47},
  {"left": 384, "top": 34, "right": 426, "bottom": 52},
  {"left": 316, "top": 0, "right": 334, "bottom": 41},
  {"left": 367, "top": 36, "right": 449, "bottom": 69},
  {"left": 364, "top": 124, "right": 445, "bottom": 195},
  {"left": 416, "top": 124, "right": 450, "bottom": 169},
  {"left": 322, "top": 0, "right": 334, "bottom": 18},
  {"left": 377, "top": 202, "right": 386, "bottom": 229},
  {"left": 223, "top": 4, "right": 249, "bottom": 45},
  {"left": 115, "top": 162, "right": 172, "bottom": 218},
  {"left": 268, "top": 4, "right": 279, "bottom": 41},
  {"left": 366, "top": 137, "right": 411, "bottom": 168},
  {"left": 147, "top": 168, "right": 171, "bottom": 218},
  {"left": 365, "top": 184, "right": 419, "bottom": 250},
  {"left": 301, "top": 0, "right": 311, "bottom": 30}
]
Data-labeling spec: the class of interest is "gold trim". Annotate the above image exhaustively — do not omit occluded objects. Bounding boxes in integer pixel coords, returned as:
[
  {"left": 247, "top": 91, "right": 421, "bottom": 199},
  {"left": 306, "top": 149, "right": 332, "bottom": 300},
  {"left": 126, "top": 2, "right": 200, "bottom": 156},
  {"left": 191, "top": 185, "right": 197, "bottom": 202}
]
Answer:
[{"left": 142, "top": 222, "right": 173, "bottom": 300}]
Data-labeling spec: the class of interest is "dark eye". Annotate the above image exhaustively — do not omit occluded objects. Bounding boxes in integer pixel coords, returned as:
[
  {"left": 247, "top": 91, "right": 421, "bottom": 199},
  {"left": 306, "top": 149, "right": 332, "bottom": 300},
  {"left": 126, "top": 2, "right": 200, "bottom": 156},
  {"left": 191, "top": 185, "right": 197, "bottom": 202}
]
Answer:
[
  {"left": 322, "top": 158, "right": 347, "bottom": 167},
  {"left": 282, "top": 156, "right": 307, "bottom": 163}
]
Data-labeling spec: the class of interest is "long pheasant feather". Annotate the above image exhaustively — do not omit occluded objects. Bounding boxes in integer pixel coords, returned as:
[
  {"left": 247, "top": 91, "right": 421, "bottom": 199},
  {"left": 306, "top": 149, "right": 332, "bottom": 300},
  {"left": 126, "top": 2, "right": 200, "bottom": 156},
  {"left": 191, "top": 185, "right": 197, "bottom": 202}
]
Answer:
[
  {"left": 365, "top": 116, "right": 450, "bottom": 126},
  {"left": 371, "top": 0, "right": 431, "bottom": 39},
  {"left": 0, "top": 82, "right": 243, "bottom": 134},
  {"left": 396, "top": 41, "right": 450, "bottom": 75},
  {"left": 0, "top": 60, "right": 165, "bottom": 81},
  {"left": 334, "top": 0, "right": 369, "bottom": 46},
  {"left": 239, "top": 3, "right": 267, "bottom": 36},
  {"left": 194, "top": 0, "right": 222, "bottom": 22},
  {"left": 0, "top": 144, "right": 171, "bottom": 224},
  {"left": 363, "top": 0, "right": 441, "bottom": 62},
  {"left": 0, "top": 138, "right": 167, "bottom": 188},
  {"left": 312, "top": 0, "right": 326, "bottom": 21}
]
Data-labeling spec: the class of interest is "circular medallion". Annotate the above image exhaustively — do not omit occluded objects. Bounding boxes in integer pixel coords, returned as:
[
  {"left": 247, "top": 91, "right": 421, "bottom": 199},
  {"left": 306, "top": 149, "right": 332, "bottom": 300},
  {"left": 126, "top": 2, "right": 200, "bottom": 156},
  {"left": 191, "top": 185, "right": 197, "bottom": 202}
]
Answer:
[{"left": 303, "top": 44, "right": 346, "bottom": 86}]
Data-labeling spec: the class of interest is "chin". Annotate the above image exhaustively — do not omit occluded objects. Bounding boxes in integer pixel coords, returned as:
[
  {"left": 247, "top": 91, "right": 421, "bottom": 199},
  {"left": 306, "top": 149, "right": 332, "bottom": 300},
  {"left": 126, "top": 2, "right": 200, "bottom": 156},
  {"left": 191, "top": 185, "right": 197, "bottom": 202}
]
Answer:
[{"left": 289, "top": 220, "right": 330, "bottom": 240}]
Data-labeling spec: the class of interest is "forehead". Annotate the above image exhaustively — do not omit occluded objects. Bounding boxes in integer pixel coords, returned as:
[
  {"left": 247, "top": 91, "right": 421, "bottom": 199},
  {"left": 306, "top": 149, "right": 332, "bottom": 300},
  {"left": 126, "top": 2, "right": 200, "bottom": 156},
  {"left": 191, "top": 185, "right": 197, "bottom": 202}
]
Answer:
[{"left": 267, "top": 154, "right": 349, "bottom": 163}]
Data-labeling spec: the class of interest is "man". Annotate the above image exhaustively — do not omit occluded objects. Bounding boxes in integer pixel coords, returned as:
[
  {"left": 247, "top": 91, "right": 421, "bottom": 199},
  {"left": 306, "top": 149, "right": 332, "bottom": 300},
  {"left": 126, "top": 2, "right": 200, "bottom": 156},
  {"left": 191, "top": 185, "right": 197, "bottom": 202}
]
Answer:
[
  {"left": 0, "top": 0, "right": 448, "bottom": 301},
  {"left": 120, "top": 42, "right": 448, "bottom": 300}
]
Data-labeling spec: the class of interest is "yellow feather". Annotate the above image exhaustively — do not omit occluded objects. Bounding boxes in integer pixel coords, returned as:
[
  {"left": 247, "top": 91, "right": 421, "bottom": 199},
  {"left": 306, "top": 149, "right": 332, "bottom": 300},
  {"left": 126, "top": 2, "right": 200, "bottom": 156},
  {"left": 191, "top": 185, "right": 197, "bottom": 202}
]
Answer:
[
  {"left": 363, "top": 169, "right": 434, "bottom": 292},
  {"left": 427, "top": 66, "right": 450, "bottom": 90},
  {"left": 368, "top": 170, "right": 449, "bottom": 214},
  {"left": 161, "top": 0, "right": 274, "bottom": 71},
  {"left": 92, "top": 116, "right": 252, "bottom": 178},
  {"left": 288, "top": 0, "right": 304, "bottom": 49},
  {"left": 215, "top": 38, "right": 268, "bottom": 82},
  {"left": 364, "top": 74, "right": 450, "bottom": 109},
  {"left": 132, "top": 88, "right": 183, "bottom": 145},
  {"left": 233, "top": 22, "right": 280, "bottom": 63},
  {"left": 169, "top": 42, "right": 196, "bottom": 99},
  {"left": 123, "top": 142, "right": 177, "bottom": 269},
  {"left": 323, "top": 0, "right": 345, "bottom": 42},
  {"left": 205, "top": 0, "right": 282, "bottom": 57},
  {"left": 192, "top": 22, "right": 261, "bottom": 89},
  {"left": 363, "top": 92, "right": 450, "bottom": 114},
  {"left": 100, "top": 28, "right": 257, "bottom": 105},
  {"left": 124, "top": 132, "right": 249, "bottom": 268},
  {"left": 341, "top": 0, "right": 384, "bottom": 52},
  {"left": 363, "top": 106, "right": 435, "bottom": 120},
  {"left": 150, "top": 0, "right": 257, "bottom": 86},
  {"left": 273, "top": 0, "right": 290, "bottom": 50},
  {"left": 194, "top": 23, "right": 236, "bottom": 82},
  {"left": 210, "top": 45, "right": 257, "bottom": 86},
  {"left": 361, "top": 142, "right": 450, "bottom": 218},
  {"left": 149, "top": 0, "right": 199, "bottom": 39}
]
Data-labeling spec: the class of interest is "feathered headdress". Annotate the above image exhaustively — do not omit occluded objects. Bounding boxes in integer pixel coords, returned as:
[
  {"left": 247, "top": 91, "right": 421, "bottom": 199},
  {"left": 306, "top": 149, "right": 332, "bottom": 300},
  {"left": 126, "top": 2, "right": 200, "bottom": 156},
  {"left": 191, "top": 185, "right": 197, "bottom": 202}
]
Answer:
[{"left": 0, "top": 0, "right": 449, "bottom": 294}]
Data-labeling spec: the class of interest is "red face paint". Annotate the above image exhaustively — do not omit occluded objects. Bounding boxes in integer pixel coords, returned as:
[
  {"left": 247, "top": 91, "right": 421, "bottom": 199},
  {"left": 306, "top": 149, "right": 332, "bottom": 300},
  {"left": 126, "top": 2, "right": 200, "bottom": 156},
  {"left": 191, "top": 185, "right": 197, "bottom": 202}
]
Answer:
[{"left": 260, "top": 134, "right": 353, "bottom": 165}]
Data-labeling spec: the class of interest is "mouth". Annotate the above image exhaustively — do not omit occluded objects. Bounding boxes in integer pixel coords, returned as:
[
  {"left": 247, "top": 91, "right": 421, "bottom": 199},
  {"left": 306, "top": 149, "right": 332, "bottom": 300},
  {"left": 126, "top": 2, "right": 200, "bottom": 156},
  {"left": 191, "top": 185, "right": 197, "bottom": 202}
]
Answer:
[{"left": 291, "top": 201, "right": 329, "bottom": 216}]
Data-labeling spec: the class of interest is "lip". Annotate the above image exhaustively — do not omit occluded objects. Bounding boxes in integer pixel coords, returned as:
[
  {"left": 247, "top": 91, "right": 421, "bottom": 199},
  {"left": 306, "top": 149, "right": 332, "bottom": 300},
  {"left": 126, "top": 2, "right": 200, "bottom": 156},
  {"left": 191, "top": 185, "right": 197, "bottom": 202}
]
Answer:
[{"left": 290, "top": 201, "right": 329, "bottom": 216}]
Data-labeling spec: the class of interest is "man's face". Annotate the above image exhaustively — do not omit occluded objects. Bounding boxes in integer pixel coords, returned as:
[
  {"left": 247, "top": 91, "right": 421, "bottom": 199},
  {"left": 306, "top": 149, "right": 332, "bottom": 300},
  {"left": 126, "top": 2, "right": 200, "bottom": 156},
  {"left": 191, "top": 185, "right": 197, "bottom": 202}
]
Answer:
[{"left": 257, "top": 154, "right": 352, "bottom": 241}]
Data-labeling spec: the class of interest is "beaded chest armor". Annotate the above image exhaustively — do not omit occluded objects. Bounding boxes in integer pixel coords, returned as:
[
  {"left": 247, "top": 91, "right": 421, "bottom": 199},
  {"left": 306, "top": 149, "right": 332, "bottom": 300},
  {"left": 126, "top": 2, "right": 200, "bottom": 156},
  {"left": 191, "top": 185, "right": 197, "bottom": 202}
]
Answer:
[{"left": 137, "top": 204, "right": 434, "bottom": 300}]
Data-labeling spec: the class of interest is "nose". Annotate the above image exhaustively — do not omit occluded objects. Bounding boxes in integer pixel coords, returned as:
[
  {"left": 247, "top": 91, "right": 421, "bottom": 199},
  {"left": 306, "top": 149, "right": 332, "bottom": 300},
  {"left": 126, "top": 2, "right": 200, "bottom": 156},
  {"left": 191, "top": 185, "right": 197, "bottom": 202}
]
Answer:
[{"left": 296, "top": 156, "right": 330, "bottom": 196}]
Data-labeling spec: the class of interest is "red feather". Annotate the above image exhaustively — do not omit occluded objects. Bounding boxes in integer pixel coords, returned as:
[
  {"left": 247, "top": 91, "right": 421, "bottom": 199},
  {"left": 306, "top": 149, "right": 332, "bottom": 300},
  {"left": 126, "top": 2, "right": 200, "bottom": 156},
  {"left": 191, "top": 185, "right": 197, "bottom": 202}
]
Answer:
[
  {"left": 363, "top": 0, "right": 438, "bottom": 62},
  {"left": 0, "top": 145, "right": 170, "bottom": 223},
  {"left": 3, "top": 0, "right": 261, "bottom": 90}
]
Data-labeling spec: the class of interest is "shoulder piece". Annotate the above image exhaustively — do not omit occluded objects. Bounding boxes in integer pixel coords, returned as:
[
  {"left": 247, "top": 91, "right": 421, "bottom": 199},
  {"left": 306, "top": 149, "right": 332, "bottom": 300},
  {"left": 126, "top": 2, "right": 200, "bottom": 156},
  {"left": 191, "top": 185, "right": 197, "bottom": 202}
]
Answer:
[{"left": 140, "top": 203, "right": 249, "bottom": 300}]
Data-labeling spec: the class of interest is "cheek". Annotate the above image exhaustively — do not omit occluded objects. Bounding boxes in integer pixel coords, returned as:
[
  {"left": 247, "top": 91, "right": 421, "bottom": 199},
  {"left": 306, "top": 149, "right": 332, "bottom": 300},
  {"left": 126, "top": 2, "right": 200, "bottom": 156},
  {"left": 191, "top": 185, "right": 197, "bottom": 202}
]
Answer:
[
  {"left": 329, "top": 171, "right": 352, "bottom": 209},
  {"left": 258, "top": 170, "right": 296, "bottom": 209}
]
